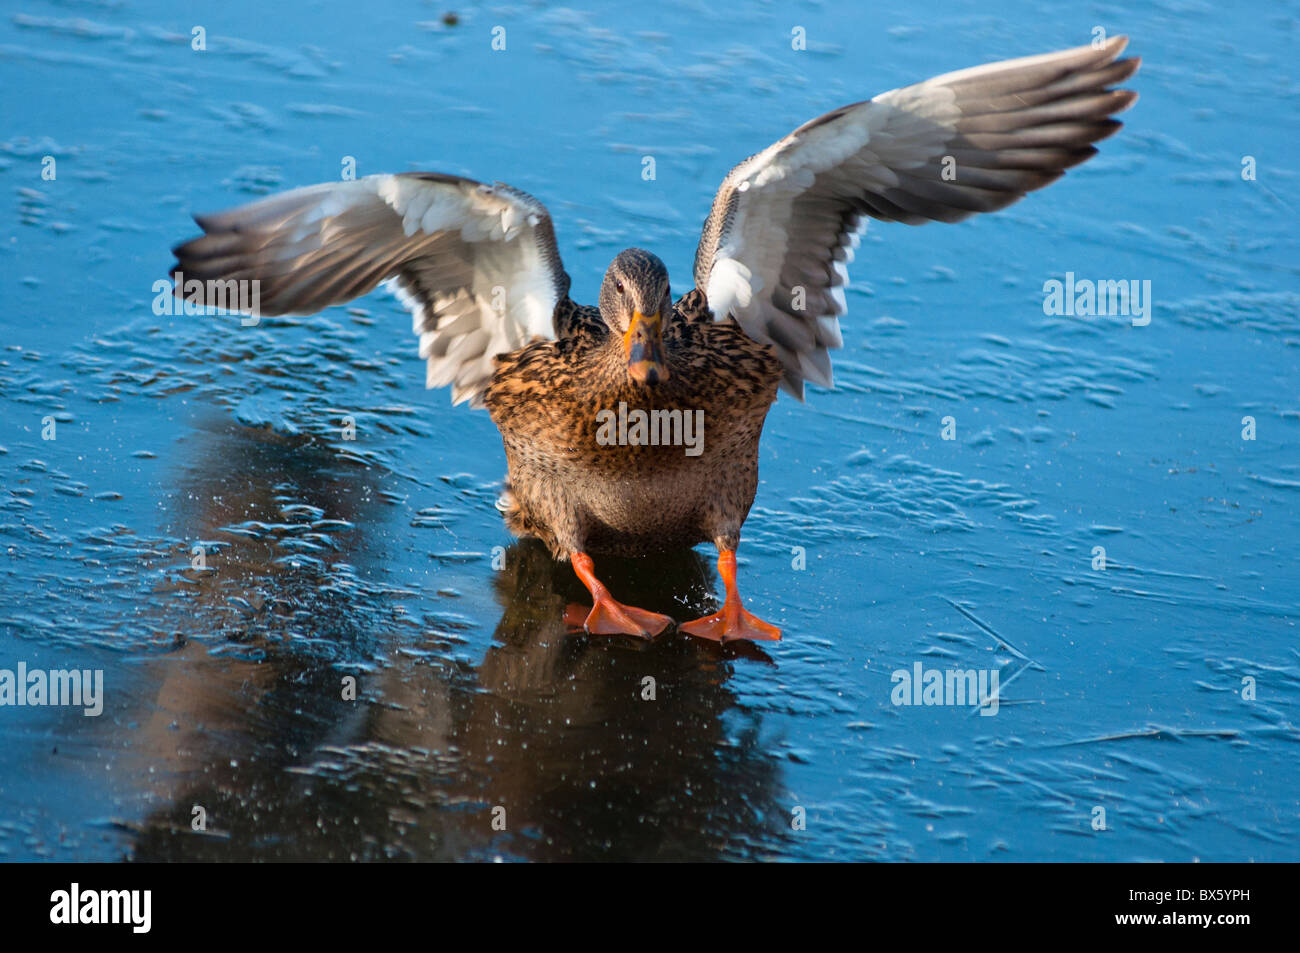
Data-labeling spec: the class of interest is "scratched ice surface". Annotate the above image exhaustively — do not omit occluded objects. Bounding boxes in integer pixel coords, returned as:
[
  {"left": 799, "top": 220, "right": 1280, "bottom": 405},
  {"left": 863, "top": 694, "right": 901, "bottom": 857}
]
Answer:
[{"left": 0, "top": 0, "right": 1296, "bottom": 861}]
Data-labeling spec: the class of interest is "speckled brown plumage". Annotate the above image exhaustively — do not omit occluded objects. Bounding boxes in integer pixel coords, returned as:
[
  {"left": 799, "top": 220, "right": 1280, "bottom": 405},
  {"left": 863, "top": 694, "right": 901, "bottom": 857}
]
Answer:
[{"left": 487, "top": 285, "right": 781, "bottom": 560}]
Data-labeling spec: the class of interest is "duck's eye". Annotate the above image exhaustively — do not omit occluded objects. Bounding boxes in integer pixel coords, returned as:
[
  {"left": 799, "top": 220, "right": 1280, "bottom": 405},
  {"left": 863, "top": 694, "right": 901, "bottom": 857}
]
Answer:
[{"left": 615, "top": 280, "right": 625, "bottom": 295}]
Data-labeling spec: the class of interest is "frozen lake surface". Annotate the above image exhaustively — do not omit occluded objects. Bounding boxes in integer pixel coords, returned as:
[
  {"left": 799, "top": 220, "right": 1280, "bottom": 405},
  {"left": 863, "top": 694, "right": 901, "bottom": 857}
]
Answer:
[{"left": 1, "top": 0, "right": 1297, "bottom": 860}]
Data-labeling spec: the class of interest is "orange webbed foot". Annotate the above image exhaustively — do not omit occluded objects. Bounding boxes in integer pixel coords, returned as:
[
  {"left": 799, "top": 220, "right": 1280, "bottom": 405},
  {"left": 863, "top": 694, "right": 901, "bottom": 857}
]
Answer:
[
  {"left": 678, "top": 548, "right": 781, "bottom": 643},
  {"left": 679, "top": 606, "right": 781, "bottom": 642},
  {"left": 581, "top": 598, "right": 672, "bottom": 638},
  {"left": 567, "top": 552, "right": 672, "bottom": 638}
]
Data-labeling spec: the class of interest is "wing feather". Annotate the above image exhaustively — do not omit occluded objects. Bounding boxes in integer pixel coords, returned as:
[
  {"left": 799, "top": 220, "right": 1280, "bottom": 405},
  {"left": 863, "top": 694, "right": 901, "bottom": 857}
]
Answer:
[
  {"left": 171, "top": 172, "right": 570, "bottom": 407},
  {"left": 694, "top": 36, "right": 1139, "bottom": 398}
]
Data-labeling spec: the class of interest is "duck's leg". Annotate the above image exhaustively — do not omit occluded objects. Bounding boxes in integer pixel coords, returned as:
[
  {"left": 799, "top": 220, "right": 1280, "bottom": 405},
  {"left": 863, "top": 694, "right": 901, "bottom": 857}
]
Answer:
[
  {"left": 679, "top": 549, "right": 781, "bottom": 642},
  {"left": 570, "top": 552, "right": 672, "bottom": 638}
]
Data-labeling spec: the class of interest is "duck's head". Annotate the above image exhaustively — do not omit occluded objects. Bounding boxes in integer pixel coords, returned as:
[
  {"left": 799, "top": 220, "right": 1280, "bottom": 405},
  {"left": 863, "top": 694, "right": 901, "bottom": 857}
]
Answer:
[{"left": 598, "top": 248, "right": 671, "bottom": 386}]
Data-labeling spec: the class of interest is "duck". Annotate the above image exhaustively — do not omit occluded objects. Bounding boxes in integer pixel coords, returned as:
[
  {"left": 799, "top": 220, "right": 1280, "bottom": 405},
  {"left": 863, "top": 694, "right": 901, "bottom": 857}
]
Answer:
[{"left": 170, "top": 37, "right": 1139, "bottom": 643}]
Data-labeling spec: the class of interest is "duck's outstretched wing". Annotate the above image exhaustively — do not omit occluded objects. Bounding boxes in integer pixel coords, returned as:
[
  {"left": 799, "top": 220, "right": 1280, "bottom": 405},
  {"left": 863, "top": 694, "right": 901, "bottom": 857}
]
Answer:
[
  {"left": 693, "top": 36, "right": 1140, "bottom": 399},
  {"left": 170, "top": 172, "right": 571, "bottom": 407}
]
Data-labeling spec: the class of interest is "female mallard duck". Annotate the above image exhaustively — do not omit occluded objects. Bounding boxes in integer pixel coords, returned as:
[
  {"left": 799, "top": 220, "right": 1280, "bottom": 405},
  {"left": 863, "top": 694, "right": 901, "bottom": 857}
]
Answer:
[{"left": 171, "top": 38, "right": 1138, "bottom": 642}]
